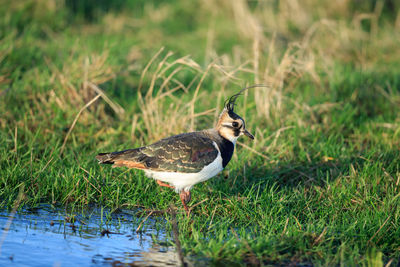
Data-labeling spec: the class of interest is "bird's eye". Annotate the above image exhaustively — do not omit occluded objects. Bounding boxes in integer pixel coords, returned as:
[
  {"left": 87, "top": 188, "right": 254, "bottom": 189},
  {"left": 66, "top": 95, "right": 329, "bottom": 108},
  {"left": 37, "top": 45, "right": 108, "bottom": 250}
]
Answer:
[{"left": 232, "top": 121, "right": 239, "bottom": 128}]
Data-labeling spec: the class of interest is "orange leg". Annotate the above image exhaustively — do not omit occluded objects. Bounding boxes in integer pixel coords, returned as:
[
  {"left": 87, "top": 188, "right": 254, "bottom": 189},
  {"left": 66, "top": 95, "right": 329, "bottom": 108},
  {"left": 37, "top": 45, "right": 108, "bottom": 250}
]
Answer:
[
  {"left": 156, "top": 180, "right": 174, "bottom": 189},
  {"left": 179, "top": 190, "right": 191, "bottom": 216}
]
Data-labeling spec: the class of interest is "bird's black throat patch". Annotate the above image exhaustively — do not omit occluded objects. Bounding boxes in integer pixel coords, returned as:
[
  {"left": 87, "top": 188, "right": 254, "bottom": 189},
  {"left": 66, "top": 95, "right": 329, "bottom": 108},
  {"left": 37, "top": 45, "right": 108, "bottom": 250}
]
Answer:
[{"left": 216, "top": 137, "right": 235, "bottom": 168}]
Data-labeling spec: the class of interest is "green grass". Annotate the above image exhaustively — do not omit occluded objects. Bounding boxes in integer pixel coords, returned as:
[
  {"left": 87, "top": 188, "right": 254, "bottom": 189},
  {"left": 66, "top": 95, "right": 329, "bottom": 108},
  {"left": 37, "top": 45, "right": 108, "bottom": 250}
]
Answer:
[{"left": 1, "top": 0, "right": 400, "bottom": 265}]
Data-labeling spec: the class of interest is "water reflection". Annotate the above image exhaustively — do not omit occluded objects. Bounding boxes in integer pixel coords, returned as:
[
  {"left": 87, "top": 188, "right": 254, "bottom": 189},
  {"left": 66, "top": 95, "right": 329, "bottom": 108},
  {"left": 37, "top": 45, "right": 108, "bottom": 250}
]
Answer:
[{"left": 0, "top": 205, "right": 179, "bottom": 266}]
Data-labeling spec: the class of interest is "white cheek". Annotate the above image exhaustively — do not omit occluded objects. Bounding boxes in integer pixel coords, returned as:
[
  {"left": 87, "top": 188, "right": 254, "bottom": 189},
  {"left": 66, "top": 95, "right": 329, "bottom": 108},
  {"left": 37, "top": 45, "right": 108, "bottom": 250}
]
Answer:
[
  {"left": 227, "top": 135, "right": 238, "bottom": 144},
  {"left": 219, "top": 126, "right": 241, "bottom": 144}
]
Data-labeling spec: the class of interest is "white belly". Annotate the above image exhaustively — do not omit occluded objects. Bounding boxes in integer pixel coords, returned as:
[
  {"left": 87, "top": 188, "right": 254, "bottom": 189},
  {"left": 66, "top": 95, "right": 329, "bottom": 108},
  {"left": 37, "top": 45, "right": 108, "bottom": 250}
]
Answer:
[{"left": 144, "top": 144, "right": 223, "bottom": 192}]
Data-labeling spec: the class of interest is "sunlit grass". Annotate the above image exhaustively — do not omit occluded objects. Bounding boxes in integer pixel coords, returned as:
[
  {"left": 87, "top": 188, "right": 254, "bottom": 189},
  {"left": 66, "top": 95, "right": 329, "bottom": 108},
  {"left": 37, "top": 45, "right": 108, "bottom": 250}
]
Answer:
[{"left": 1, "top": 0, "right": 400, "bottom": 265}]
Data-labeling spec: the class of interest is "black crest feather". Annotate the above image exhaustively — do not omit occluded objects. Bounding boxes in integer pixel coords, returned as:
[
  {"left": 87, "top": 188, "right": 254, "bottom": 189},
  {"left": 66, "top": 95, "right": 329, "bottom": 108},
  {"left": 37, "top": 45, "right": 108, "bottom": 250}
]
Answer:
[{"left": 224, "top": 84, "right": 269, "bottom": 112}]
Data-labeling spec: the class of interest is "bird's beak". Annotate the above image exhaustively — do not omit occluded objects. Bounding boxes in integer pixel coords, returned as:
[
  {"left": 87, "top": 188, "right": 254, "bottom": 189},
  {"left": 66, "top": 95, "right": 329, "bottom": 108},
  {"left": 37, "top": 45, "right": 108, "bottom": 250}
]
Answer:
[{"left": 243, "top": 129, "right": 254, "bottom": 139}]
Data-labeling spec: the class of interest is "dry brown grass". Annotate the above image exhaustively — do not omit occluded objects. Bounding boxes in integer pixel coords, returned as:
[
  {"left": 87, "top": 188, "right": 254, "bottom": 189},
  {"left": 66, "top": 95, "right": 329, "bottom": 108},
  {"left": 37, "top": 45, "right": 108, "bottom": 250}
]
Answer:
[
  {"left": 56, "top": 0, "right": 399, "bottom": 154},
  {"left": 2, "top": 0, "right": 398, "bottom": 155}
]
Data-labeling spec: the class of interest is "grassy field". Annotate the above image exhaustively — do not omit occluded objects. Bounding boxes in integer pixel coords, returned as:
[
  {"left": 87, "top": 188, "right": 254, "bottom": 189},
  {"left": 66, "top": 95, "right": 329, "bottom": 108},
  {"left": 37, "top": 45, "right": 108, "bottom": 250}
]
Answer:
[{"left": 1, "top": 0, "right": 400, "bottom": 265}]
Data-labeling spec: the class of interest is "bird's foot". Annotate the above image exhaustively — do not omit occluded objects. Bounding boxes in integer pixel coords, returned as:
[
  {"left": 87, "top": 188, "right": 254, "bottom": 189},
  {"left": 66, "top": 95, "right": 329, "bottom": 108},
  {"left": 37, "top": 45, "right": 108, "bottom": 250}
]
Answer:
[
  {"left": 156, "top": 180, "right": 175, "bottom": 189},
  {"left": 180, "top": 190, "right": 191, "bottom": 203},
  {"left": 179, "top": 190, "right": 191, "bottom": 216}
]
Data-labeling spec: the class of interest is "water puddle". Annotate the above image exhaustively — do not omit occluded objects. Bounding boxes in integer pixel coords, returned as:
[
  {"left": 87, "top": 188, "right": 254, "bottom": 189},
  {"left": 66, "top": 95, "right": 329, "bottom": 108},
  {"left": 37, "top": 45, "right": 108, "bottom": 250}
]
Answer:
[{"left": 0, "top": 205, "right": 180, "bottom": 266}]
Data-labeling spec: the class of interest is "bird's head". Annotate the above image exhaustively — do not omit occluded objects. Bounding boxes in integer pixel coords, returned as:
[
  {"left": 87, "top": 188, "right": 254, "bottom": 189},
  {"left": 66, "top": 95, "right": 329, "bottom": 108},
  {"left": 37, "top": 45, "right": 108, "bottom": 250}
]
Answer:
[{"left": 216, "top": 87, "right": 255, "bottom": 144}]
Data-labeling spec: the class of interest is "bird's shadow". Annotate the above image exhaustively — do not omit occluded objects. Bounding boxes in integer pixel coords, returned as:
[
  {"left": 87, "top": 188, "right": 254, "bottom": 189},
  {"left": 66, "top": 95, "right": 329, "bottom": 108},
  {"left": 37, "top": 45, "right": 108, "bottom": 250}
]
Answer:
[{"left": 206, "top": 150, "right": 398, "bottom": 197}]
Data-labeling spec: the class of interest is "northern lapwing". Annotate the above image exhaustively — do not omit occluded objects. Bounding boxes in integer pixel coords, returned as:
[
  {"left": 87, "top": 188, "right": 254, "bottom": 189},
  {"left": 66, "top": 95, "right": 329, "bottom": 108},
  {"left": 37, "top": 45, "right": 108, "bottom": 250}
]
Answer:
[{"left": 96, "top": 87, "right": 255, "bottom": 215}]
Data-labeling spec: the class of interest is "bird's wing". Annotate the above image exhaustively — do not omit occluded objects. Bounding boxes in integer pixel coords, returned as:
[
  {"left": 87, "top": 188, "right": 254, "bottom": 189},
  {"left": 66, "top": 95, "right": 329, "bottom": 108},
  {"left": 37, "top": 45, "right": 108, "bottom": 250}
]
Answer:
[{"left": 97, "top": 132, "right": 219, "bottom": 173}]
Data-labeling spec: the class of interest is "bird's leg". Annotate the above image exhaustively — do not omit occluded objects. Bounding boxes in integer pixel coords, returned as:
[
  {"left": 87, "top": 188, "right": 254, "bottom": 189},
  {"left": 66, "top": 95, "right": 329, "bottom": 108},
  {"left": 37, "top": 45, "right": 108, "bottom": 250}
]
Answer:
[
  {"left": 179, "top": 190, "right": 191, "bottom": 216},
  {"left": 156, "top": 180, "right": 174, "bottom": 189},
  {"left": 182, "top": 190, "right": 191, "bottom": 203}
]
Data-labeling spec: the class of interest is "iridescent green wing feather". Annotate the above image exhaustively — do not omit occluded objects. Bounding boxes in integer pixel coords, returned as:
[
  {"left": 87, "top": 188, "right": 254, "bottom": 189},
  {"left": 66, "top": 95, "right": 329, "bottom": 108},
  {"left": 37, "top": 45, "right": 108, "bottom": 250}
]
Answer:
[{"left": 139, "top": 132, "right": 219, "bottom": 173}]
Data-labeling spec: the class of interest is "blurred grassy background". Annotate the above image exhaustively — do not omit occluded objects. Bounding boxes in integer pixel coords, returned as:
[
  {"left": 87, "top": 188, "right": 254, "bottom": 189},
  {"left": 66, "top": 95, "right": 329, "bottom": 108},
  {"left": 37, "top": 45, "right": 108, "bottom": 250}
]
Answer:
[{"left": 1, "top": 0, "right": 400, "bottom": 265}]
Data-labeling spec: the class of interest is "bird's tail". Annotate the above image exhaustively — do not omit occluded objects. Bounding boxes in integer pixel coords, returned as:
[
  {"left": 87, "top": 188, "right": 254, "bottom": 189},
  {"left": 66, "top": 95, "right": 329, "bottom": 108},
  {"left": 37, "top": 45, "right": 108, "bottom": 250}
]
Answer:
[
  {"left": 95, "top": 149, "right": 146, "bottom": 169},
  {"left": 95, "top": 152, "right": 117, "bottom": 164}
]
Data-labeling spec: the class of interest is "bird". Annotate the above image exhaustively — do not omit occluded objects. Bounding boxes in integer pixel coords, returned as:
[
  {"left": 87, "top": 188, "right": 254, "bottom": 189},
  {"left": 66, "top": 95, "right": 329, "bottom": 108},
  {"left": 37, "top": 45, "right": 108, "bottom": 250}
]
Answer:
[{"left": 96, "top": 86, "right": 255, "bottom": 215}]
